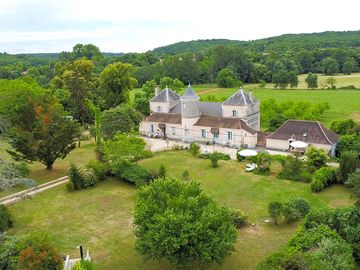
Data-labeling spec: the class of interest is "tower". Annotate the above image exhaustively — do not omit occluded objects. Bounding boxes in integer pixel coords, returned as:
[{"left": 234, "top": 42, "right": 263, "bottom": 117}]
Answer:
[{"left": 180, "top": 84, "right": 200, "bottom": 141}]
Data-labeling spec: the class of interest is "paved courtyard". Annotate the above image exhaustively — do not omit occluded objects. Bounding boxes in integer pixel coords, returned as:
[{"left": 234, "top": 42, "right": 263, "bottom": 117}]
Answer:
[{"left": 142, "top": 137, "right": 290, "bottom": 160}]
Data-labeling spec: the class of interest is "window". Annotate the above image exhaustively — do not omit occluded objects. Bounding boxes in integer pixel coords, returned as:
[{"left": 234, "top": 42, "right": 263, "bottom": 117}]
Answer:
[
  {"left": 156, "top": 106, "right": 162, "bottom": 112},
  {"left": 232, "top": 110, "right": 237, "bottom": 117},
  {"left": 150, "top": 124, "right": 154, "bottom": 133},
  {"left": 227, "top": 131, "right": 233, "bottom": 140},
  {"left": 172, "top": 127, "right": 176, "bottom": 135},
  {"left": 213, "top": 132, "right": 219, "bottom": 139},
  {"left": 201, "top": 129, "right": 206, "bottom": 138}
]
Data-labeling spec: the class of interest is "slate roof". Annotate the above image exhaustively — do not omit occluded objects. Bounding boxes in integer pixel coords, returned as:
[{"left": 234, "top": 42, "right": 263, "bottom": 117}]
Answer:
[
  {"left": 266, "top": 120, "right": 339, "bottom": 145},
  {"left": 194, "top": 116, "right": 257, "bottom": 134},
  {"left": 223, "top": 88, "right": 257, "bottom": 106},
  {"left": 144, "top": 113, "right": 181, "bottom": 124},
  {"left": 169, "top": 102, "right": 222, "bottom": 117},
  {"left": 180, "top": 85, "right": 200, "bottom": 101},
  {"left": 151, "top": 87, "right": 180, "bottom": 103}
]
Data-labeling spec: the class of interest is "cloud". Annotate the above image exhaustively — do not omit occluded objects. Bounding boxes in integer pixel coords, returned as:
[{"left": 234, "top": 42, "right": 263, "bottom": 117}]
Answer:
[{"left": 0, "top": 0, "right": 359, "bottom": 53}]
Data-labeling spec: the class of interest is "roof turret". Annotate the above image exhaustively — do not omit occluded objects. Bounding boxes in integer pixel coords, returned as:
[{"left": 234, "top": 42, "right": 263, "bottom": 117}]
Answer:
[
  {"left": 180, "top": 84, "right": 200, "bottom": 101},
  {"left": 222, "top": 88, "right": 257, "bottom": 106}
]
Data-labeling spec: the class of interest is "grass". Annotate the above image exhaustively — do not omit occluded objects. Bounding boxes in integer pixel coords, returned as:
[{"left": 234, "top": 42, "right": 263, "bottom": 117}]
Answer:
[
  {"left": 0, "top": 139, "right": 96, "bottom": 198},
  {"left": 132, "top": 73, "right": 360, "bottom": 127},
  {"left": 8, "top": 151, "right": 353, "bottom": 270}
]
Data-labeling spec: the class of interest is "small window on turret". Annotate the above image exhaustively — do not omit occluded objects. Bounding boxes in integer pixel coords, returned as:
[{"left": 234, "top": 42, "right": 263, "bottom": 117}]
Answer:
[
  {"left": 157, "top": 106, "right": 162, "bottom": 112},
  {"left": 232, "top": 110, "right": 237, "bottom": 117}
]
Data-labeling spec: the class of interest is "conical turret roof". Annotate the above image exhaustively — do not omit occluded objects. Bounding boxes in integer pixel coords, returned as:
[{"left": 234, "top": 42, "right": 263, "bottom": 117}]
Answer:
[{"left": 181, "top": 84, "right": 200, "bottom": 101}]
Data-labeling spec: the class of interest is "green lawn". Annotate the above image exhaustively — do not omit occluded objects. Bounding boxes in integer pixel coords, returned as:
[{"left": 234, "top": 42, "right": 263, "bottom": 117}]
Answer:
[
  {"left": 8, "top": 151, "right": 353, "bottom": 270},
  {"left": 0, "top": 139, "right": 96, "bottom": 198}
]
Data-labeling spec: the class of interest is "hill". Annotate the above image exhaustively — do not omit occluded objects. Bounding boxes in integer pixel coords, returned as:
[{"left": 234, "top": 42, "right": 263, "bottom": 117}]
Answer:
[{"left": 152, "top": 30, "right": 360, "bottom": 56}]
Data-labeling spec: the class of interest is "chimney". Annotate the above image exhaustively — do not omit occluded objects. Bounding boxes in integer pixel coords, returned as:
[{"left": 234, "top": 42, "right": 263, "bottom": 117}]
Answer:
[{"left": 155, "top": 86, "right": 160, "bottom": 96}]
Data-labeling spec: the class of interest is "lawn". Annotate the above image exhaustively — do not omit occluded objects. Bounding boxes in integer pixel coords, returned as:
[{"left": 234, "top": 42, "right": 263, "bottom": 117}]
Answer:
[
  {"left": 0, "top": 139, "right": 96, "bottom": 198},
  {"left": 8, "top": 151, "right": 353, "bottom": 270}
]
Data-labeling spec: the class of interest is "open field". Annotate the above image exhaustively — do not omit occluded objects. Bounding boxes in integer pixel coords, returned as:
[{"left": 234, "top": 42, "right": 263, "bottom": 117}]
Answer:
[{"left": 8, "top": 151, "right": 353, "bottom": 270}]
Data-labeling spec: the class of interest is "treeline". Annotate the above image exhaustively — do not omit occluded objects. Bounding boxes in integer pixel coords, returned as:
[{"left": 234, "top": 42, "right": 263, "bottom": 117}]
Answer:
[{"left": 2, "top": 31, "right": 360, "bottom": 89}]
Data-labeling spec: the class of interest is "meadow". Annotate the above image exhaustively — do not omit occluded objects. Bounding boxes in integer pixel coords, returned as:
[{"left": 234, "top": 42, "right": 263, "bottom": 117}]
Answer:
[{"left": 7, "top": 150, "right": 353, "bottom": 270}]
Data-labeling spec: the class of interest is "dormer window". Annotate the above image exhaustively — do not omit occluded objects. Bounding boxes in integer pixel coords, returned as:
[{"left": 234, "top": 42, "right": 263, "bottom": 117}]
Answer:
[
  {"left": 232, "top": 110, "right": 237, "bottom": 117},
  {"left": 156, "top": 106, "right": 162, "bottom": 112}
]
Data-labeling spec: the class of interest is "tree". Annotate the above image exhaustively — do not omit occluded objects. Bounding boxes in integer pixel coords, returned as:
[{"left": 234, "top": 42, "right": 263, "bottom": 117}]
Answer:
[
  {"left": 0, "top": 205, "right": 13, "bottom": 232},
  {"left": 216, "top": 67, "right": 237, "bottom": 87},
  {"left": 346, "top": 169, "right": 360, "bottom": 207},
  {"left": 100, "top": 104, "right": 142, "bottom": 140},
  {"left": 142, "top": 79, "right": 156, "bottom": 99},
  {"left": 330, "top": 119, "right": 357, "bottom": 135},
  {"left": 305, "top": 145, "right": 329, "bottom": 169},
  {"left": 342, "top": 59, "right": 356, "bottom": 75},
  {"left": 321, "top": 57, "right": 339, "bottom": 75},
  {"left": 99, "top": 62, "right": 138, "bottom": 109},
  {"left": 61, "top": 59, "right": 95, "bottom": 124},
  {"left": 268, "top": 201, "right": 283, "bottom": 225},
  {"left": 159, "top": 77, "right": 185, "bottom": 92},
  {"left": 339, "top": 151, "right": 360, "bottom": 181},
  {"left": 7, "top": 98, "right": 80, "bottom": 170},
  {"left": 305, "top": 73, "right": 318, "bottom": 89},
  {"left": 134, "top": 178, "right": 237, "bottom": 267},
  {"left": 134, "top": 93, "right": 150, "bottom": 116},
  {"left": 269, "top": 114, "right": 288, "bottom": 131},
  {"left": 103, "top": 133, "right": 152, "bottom": 163},
  {"left": 325, "top": 77, "right": 336, "bottom": 89},
  {"left": 288, "top": 71, "right": 299, "bottom": 88}
]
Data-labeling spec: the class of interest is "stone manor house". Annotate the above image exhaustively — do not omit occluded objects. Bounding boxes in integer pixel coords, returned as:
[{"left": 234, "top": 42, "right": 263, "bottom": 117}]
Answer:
[{"left": 139, "top": 85, "right": 260, "bottom": 148}]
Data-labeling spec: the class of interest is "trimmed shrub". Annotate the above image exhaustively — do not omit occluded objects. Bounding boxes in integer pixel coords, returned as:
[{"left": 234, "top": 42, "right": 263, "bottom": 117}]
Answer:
[
  {"left": 86, "top": 160, "right": 109, "bottom": 181},
  {"left": 282, "top": 201, "right": 298, "bottom": 224},
  {"left": 67, "top": 164, "right": 98, "bottom": 191},
  {"left": 181, "top": 170, "right": 190, "bottom": 181},
  {"left": 208, "top": 152, "right": 229, "bottom": 168},
  {"left": 158, "top": 164, "right": 167, "bottom": 179},
  {"left": 0, "top": 205, "right": 13, "bottom": 232},
  {"left": 112, "top": 159, "right": 151, "bottom": 186},
  {"left": 311, "top": 167, "right": 337, "bottom": 192},
  {"left": 236, "top": 151, "right": 246, "bottom": 161},
  {"left": 189, "top": 142, "right": 200, "bottom": 156},
  {"left": 292, "top": 198, "right": 310, "bottom": 217},
  {"left": 305, "top": 145, "right": 329, "bottom": 169},
  {"left": 254, "top": 152, "right": 271, "bottom": 175},
  {"left": 268, "top": 201, "right": 283, "bottom": 225},
  {"left": 230, "top": 209, "right": 247, "bottom": 228}
]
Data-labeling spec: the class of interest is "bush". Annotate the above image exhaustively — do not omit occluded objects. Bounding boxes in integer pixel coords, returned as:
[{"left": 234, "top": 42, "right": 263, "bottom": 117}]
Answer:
[
  {"left": 346, "top": 169, "right": 360, "bottom": 207},
  {"left": 278, "top": 155, "right": 310, "bottom": 182},
  {"left": 268, "top": 201, "right": 283, "bottom": 225},
  {"left": 189, "top": 142, "right": 200, "bottom": 156},
  {"left": 292, "top": 198, "right": 310, "bottom": 217},
  {"left": 85, "top": 160, "right": 109, "bottom": 181},
  {"left": 282, "top": 201, "right": 298, "bottom": 224},
  {"left": 158, "top": 164, "right": 167, "bottom": 179},
  {"left": 208, "top": 152, "right": 228, "bottom": 168},
  {"left": 305, "top": 145, "right": 329, "bottom": 169},
  {"left": 112, "top": 159, "right": 151, "bottom": 186},
  {"left": 254, "top": 152, "right": 271, "bottom": 175},
  {"left": 339, "top": 151, "right": 360, "bottom": 181},
  {"left": 71, "top": 260, "right": 97, "bottom": 270},
  {"left": 0, "top": 233, "right": 62, "bottom": 270},
  {"left": 236, "top": 150, "right": 246, "bottom": 161},
  {"left": 181, "top": 170, "right": 190, "bottom": 181},
  {"left": 216, "top": 67, "right": 237, "bottom": 88},
  {"left": 171, "top": 144, "right": 181, "bottom": 151},
  {"left": 67, "top": 164, "right": 98, "bottom": 191},
  {"left": 310, "top": 167, "right": 336, "bottom": 192},
  {"left": 230, "top": 209, "right": 247, "bottom": 228},
  {"left": 0, "top": 205, "right": 13, "bottom": 232}
]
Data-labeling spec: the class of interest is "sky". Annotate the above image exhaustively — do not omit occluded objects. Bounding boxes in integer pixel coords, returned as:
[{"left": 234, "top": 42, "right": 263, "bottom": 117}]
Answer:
[{"left": 0, "top": 0, "right": 359, "bottom": 54}]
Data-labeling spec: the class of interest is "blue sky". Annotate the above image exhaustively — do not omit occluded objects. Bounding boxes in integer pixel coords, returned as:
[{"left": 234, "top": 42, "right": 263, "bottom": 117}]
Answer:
[{"left": 1, "top": 0, "right": 359, "bottom": 53}]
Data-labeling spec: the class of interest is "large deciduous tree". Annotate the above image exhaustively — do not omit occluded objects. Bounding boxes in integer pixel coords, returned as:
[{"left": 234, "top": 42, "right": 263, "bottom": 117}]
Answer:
[
  {"left": 99, "top": 62, "right": 137, "bottom": 109},
  {"left": 62, "top": 59, "right": 95, "bottom": 124},
  {"left": 321, "top": 57, "right": 339, "bottom": 75},
  {"left": 305, "top": 72, "right": 318, "bottom": 89},
  {"left": 134, "top": 178, "right": 237, "bottom": 268},
  {"left": 7, "top": 98, "right": 80, "bottom": 170}
]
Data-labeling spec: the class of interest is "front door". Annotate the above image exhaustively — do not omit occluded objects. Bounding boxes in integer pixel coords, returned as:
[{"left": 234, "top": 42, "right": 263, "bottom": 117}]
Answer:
[{"left": 213, "top": 132, "right": 219, "bottom": 143}]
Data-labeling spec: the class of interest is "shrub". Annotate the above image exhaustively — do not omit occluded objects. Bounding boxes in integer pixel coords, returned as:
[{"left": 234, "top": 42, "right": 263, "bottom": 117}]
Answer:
[
  {"left": 158, "top": 164, "right": 167, "bottom": 179},
  {"left": 71, "top": 260, "right": 97, "bottom": 270},
  {"left": 0, "top": 178, "right": 37, "bottom": 191},
  {"left": 85, "top": 160, "right": 109, "bottom": 181},
  {"left": 230, "top": 209, "right": 247, "bottom": 228},
  {"left": 346, "top": 169, "right": 360, "bottom": 207},
  {"left": 254, "top": 152, "right": 271, "bottom": 175},
  {"left": 282, "top": 201, "right": 298, "bottom": 224},
  {"left": 67, "top": 164, "right": 98, "bottom": 191},
  {"left": 236, "top": 150, "right": 246, "bottom": 161},
  {"left": 189, "top": 142, "right": 200, "bottom": 156},
  {"left": 112, "top": 159, "right": 151, "bottom": 186},
  {"left": 310, "top": 167, "right": 335, "bottom": 192},
  {"left": 278, "top": 155, "right": 309, "bottom": 182},
  {"left": 292, "top": 198, "right": 310, "bottom": 217},
  {"left": 198, "top": 153, "right": 210, "bottom": 159},
  {"left": 17, "top": 243, "right": 63, "bottom": 270},
  {"left": 268, "top": 201, "right": 283, "bottom": 225},
  {"left": 339, "top": 151, "right": 360, "bottom": 181},
  {"left": 208, "top": 152, "right": 228, "bottom": 168},
  {"left": 0, "top": 205, "right": 13, "bottom": 232},
  {"left": 171, "top": 144, "right": 180, "bottom": 151},
  {"left": 305, "top": 145, "right": 329, "bottom": 169}
]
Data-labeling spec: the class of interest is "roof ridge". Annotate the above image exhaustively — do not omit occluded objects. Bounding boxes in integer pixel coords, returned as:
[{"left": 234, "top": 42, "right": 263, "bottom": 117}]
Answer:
[
  {"left": 317, "top": 121, "right": 333, "bottom": 144},
  {"left": 240, "top": 89, "right": 248, "bottom": 105}
]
